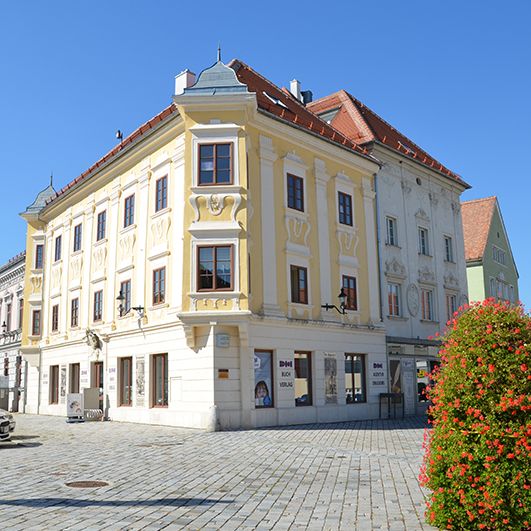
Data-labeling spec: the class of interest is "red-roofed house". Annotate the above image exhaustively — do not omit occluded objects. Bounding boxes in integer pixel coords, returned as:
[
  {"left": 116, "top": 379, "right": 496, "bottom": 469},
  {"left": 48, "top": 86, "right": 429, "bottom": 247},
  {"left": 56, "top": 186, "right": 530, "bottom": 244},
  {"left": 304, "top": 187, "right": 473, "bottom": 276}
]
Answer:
[{"left": 461, "top": 196, "right": 518, "bottom": 303}]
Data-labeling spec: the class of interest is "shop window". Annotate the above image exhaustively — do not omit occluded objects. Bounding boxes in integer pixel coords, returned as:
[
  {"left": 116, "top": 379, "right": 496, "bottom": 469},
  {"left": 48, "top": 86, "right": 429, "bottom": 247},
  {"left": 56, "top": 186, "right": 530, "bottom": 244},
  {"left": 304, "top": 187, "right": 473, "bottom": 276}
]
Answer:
[
  {"left": 345, "top": 354, "right": 366, "bottom": 403},
  {"left": 152, "top": 353, "right": 168, "bottom": 407},
  {"left": 119, "top": 357, "right": 133, "bottom": 407},
  {"left": 50, "top": 365, "right": 59, "bottom": 404},
  {"left": 294, "top": 352, "right": 312, "bottom": 406},
  {"left": 254, "top": 350, "right": 273, "bottom": 408},
  {"left": 69, "top": 363, "right": 80, "bottom": 394}
]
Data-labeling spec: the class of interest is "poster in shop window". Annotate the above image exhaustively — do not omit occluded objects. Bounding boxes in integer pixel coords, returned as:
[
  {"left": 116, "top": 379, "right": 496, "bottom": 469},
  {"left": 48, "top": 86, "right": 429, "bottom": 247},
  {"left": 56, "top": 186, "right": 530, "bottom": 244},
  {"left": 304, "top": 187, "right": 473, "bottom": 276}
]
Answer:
[
  {"left": 324, "top": 352, "right": 337, "bottom": 404},
  {"left": 254, "top": 351, "right": 273, "bottom": 408},
  {"left": 136, "top": 356, "right": 145, "bottom": 407},
  {"left": 60, "top": 365, "right": 67, "bottom": 404}
]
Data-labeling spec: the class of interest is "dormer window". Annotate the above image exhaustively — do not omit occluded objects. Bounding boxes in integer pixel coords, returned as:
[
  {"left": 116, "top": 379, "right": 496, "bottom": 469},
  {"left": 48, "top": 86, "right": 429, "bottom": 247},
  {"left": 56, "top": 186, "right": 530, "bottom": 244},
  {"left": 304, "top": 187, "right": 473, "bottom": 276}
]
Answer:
[{"left": 198, "top": 143, "right": 232, "bottom": 185}]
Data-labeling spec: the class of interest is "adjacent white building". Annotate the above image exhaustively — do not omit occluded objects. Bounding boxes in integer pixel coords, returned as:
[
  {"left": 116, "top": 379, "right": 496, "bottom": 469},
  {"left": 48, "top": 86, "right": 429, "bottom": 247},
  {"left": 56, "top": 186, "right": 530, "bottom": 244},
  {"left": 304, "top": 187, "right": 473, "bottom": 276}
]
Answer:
[
  {"left": 309, "top": 91, "right": 470, "bottom": 414},
  {"left": 0, "top": 251, "right": 26, "bottom": 412}
]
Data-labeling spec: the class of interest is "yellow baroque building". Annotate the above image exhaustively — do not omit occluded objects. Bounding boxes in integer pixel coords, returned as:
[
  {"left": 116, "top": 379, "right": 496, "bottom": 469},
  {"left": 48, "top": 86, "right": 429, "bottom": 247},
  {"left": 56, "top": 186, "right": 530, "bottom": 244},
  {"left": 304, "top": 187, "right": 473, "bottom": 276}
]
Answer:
[{"left": 20, "top": 58, "right": 387, "bottom": 429}]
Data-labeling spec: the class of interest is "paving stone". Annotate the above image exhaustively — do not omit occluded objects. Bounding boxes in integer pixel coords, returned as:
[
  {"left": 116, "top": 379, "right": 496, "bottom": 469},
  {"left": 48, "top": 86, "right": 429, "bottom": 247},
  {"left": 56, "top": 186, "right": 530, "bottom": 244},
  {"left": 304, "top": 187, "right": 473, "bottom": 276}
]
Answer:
[{"left": 0, "top": 414, "right": 435, "bottom": 530}]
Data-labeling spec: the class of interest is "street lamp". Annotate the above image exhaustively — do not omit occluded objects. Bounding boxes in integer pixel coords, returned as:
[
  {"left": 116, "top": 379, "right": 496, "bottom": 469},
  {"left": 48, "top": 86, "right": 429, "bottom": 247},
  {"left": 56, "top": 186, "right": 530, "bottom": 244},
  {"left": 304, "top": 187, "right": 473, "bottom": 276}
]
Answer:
[
  {"left": 1, "top": 321, "right": 7, "bottom": 336},
  {"left": 116, "top": 291, "right": 145, "bottom": 319},
  {"left": 321, "top": 287, "right": 348, "bottom": 315}
]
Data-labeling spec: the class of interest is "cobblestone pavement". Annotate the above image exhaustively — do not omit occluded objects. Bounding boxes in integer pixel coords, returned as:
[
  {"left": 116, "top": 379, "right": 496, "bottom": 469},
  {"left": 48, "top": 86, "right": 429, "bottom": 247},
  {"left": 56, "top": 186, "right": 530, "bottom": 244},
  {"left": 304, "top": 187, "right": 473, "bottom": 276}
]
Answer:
[{"left": 0, "top": 415, "right": 435, "bottom": 530}]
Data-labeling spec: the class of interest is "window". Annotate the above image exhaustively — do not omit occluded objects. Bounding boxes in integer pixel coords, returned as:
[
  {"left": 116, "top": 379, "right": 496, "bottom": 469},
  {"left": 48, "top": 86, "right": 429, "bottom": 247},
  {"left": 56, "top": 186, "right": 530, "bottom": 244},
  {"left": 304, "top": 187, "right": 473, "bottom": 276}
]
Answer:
[
  {"left": 294, "top": 352, "right": 312, "bottom": 406},
  {"left": 155, "top": 176, "right": 168, "bottom": 212},
  {"left": 120, "top": 280, "right": 131, "bottom": 314},
  {"left": 418, "top": 227, "right": 429, "bottom": 255},
  {"left": 51, "top": 304, "right": 59, "bottom": 332},
  {"left": 492, "top": 246, "right": 506, "bottom": 265},
  {"left": 338, "top": 192, "right": 353, "bottom": 226},
  {"left": 6, "top": 303, "right": 11, "bottom": 332},
  {"left": 71, "top": 298, "right": 79, "bottom": 328},
  {"left": 342, "top": 275, "right": 358, "bottom": 311},
  {"left": 18, "top": 299, "right": 23, "bottom": 329},
  {"left": 386, "top": 217, "right": 397, "bottom": 246},
  {"left": 345, "top": 354, "right": 366, "bottom": 403},
  {"left": 69, "top": 363, "right": 80, "bottom": 394},
  {"left": 50, "top": 365, "right": 59, "bottom": 404},
  {"left": 290, "top": 265, "right": 308, "bottom": 304},
  {"left": 96, "top": 210, "right": 106, "bottom": 241},
  {"left": 119, "top": 357, "right": 133, "bottom": 406},
  {"left": 254, "top": 350, "right": 273, "bottom": 408},
  {"left": 421, "top": 289, "right": 434, "bottom": 321},
  {"left": 388, "top": 283, "right": 401, "bottom": 317},
  {"left": 93, "top": 290, "right": 103, "bottom": 322},
  {"left": 152, "top": 353, "right": 168, "bottom": 407},
  {"left": 73, "top": 223, "right": 82, "bottom": 252},
  {"left": 444, "top": 236, "right": 454, "bottom": 262},
  {"left": 446, "top": 293, "right": 457, "bottom": 321},
  {"left": 124, "top": 194, "right": 135, "bottom": 228},
  {"left": 35, "top": 244, "right": 44, "bottom": 269},
  {"left": 54, "top": 235, "right": 62, "bottom": 261},
  {"left": 490, "top": 277, "right": 496, "bottom": 297},
  {"left": 31, "top": 310, "right": 41, "bottom": 336},
  {"left": 198, "top": 246, "right": 232, "bottom": 291},
  {"left": 287, "top": 174, "right": 304, "bottom": 211},
  {"left": 198, "top": 143, "right": 232, "bottom": 185},
  {"left": 152, "top": 268, "right": 166, "bottom": 305}
]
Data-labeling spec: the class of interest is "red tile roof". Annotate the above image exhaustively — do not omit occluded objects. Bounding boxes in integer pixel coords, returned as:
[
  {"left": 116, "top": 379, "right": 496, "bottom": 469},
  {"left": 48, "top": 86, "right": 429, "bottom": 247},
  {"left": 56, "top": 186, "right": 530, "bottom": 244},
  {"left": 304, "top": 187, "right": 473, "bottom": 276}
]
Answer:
[
  {"left": 308, "top": 90, "right": 468, "bottom": 187},
  {"left": 229, "top": 60, "right": 376, "bottom": 161},
  {"left": 461, "top": 196, "right": 497, "bottom": 261},
  {"left": 45, "top": 62, "right": 378, "bottom": 210},
  {"left": 46, "top": 105, "right": 178, "bottom": 205}
]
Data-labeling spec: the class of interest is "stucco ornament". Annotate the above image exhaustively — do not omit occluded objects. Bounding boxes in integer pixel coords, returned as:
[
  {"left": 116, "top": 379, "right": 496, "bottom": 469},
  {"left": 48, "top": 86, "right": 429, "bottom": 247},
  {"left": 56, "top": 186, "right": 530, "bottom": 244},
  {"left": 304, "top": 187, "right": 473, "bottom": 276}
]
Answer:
[
  {"left": 85, "top": 328, "right": 102, "bottom": 352},
  {"left": 207, "top": 194, "right": 225, "bottom": 216},
  {"left": 407, "top": 283, "right": 420, "bottom": 317}
]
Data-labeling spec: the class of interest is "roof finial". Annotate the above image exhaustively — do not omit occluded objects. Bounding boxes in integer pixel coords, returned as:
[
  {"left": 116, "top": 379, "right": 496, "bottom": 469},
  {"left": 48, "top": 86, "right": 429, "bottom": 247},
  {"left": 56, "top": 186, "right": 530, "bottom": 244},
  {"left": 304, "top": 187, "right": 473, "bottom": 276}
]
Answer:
[{"left": 217, "top": 43, "right": 221, "bottom": 63}]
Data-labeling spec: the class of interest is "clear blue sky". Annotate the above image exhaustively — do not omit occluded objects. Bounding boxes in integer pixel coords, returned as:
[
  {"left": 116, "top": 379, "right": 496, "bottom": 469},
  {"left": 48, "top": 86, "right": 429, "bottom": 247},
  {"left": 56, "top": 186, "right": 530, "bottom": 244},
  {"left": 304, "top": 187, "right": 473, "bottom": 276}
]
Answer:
[{"left": 1, "top": 1, "right": 529, "bottom": 307}]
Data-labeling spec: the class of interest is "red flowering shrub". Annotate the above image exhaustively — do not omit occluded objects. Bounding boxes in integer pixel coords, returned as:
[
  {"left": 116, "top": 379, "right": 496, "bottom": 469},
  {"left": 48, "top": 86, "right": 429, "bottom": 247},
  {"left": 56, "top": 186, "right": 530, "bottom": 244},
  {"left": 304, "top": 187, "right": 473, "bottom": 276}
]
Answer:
[{"left": 420, "top": 299, "right": 531, "bottom": 529}]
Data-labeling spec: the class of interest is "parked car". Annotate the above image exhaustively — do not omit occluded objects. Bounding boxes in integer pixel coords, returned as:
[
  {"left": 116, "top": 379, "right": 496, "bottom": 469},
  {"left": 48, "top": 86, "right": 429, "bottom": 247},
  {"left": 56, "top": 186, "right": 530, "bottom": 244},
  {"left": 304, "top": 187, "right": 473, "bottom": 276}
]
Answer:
[
  {"left": 0, "top": 409, "right": 15, "bottom": 432},
  {"left": 0, "top": 412, "right": 11, "bottom": 442}
]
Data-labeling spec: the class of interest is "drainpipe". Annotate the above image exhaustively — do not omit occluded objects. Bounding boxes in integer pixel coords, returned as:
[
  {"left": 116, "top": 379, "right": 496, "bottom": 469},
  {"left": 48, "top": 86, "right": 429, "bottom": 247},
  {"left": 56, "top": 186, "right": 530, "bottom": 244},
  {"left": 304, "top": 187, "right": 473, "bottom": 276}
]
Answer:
[{"left": 373, "top": 171, "right": 384, "bottom": 323}]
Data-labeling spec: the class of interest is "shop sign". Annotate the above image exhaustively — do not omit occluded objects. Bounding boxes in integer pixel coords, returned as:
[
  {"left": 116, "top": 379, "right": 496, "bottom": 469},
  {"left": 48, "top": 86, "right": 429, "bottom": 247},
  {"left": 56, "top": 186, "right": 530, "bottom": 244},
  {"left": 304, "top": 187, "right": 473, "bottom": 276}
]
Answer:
[
  {"left": 278, "top": 360, "right": 293, "bottom": 389},
  {"left": 370, "top": 361, "right": 386, "bottom": 387}
]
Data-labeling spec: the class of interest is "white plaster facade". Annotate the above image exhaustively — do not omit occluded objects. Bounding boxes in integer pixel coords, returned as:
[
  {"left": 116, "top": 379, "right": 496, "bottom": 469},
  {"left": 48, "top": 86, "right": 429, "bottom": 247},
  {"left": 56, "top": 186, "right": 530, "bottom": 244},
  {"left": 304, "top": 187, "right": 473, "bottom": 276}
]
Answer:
[
  {"left": 0, "top": 252, "right": 27, "bottom": 412},
  {"left": 374, "top": 147, "right": 469, "bottom": 414}
]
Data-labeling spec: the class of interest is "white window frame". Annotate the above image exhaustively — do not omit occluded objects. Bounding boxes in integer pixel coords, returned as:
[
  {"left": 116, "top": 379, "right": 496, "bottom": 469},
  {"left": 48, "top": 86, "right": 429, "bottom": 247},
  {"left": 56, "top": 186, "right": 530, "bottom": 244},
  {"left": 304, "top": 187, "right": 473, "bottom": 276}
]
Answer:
[
  {"left": 418, "top": 227, "right": 429, "bottom": 256},
  {"left": 387, "top": 282, "right": 401, "bottom": 317},
  {"left": 386, "top": 216, "right": 398, "bottom": 246}
]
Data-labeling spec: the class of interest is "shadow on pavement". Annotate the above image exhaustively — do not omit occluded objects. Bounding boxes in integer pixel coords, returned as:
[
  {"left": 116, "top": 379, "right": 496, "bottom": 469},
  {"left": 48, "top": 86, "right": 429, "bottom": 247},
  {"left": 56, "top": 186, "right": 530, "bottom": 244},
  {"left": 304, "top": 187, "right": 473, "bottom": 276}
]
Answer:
[
  {"left": 258, "top": 415, "right": 430, "bottom": 433},
  {"left": 0, "top": 441, "right": 42, "bottom": 449},
  {"left": 10, "top": 434, "right": 40, "bottom": 440},
  {"left": 0, "top": 497, "right": 232, "bottom": 508}
]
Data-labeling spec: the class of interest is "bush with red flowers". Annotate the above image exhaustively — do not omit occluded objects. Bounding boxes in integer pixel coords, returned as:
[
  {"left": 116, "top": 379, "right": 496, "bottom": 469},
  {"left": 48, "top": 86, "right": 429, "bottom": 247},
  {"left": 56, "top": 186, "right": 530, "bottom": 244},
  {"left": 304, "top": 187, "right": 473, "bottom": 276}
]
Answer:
[{"left": 420, "top": 298, "right": 531, "bottom": 529}]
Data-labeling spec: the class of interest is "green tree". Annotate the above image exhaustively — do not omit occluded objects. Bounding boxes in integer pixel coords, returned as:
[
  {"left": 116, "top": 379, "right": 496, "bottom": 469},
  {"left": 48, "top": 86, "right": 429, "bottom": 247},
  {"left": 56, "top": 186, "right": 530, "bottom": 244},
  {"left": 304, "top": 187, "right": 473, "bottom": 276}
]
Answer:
[{"left": 420, "top": 299, "right": 530, "bottom": 529}]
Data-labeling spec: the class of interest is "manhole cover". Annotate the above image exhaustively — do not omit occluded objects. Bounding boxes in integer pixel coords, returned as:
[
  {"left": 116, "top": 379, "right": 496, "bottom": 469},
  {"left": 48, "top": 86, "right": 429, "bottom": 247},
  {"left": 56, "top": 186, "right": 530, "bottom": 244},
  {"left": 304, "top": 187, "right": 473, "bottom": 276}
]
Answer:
[{"left": 65, "top": 481, "right": 109, "bottom": 488}]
